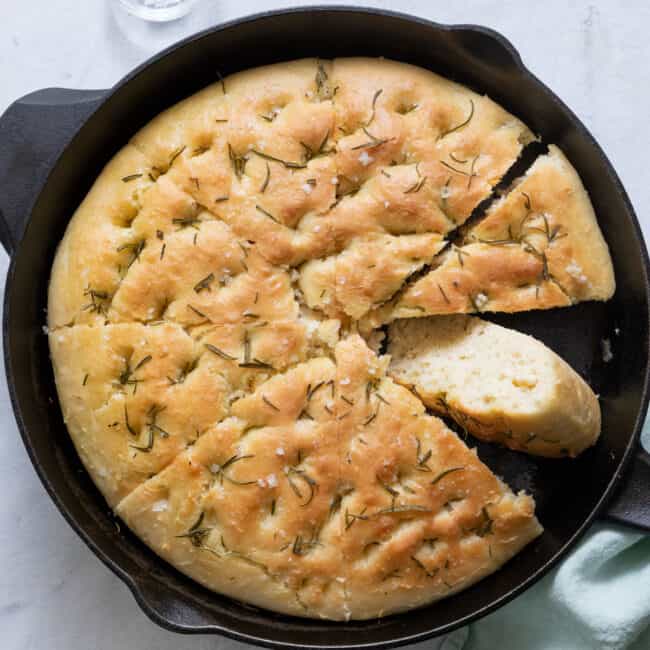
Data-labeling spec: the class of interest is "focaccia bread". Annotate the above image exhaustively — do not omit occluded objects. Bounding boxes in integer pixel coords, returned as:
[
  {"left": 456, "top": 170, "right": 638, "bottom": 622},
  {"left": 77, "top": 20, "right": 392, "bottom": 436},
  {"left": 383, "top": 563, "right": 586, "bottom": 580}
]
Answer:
[
  {"left": 48, "top": 57, "right": 612, "bottom": 620},
  {"left": 388, "top": 316, "right": 601, "bottom": 458},
  {"left": 116, "top": 335, "right": 542, "bottom": 619}
]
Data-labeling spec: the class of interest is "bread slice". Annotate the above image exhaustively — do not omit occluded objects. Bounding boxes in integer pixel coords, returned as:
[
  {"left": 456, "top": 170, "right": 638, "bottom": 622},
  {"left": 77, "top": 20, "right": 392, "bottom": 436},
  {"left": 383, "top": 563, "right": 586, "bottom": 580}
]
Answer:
[
  {"left": 116, "top": 335, "right": 542, "bottom": 620},
  {"left": 366, "top": 145, "right": 615, "bottom": 327},
  {"left": 387, "top": 316, "right": 600, "bottom": 458},
  {"left": 335, "top": 335, "right": 542, "bottom": 619}
]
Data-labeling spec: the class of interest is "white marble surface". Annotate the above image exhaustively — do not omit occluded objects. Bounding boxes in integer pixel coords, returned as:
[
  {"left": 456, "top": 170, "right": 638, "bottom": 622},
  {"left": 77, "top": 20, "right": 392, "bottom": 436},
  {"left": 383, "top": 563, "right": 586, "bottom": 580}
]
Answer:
[{"left": 1, "top": 2, "right": 649, "bottom": 649}]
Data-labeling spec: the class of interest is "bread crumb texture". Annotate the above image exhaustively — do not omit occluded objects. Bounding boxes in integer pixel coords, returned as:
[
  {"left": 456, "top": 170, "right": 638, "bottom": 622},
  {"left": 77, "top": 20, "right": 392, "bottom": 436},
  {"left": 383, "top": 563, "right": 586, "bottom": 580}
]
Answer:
[{"left": 48, "top": 58, "right": 613, "bottom": 619}]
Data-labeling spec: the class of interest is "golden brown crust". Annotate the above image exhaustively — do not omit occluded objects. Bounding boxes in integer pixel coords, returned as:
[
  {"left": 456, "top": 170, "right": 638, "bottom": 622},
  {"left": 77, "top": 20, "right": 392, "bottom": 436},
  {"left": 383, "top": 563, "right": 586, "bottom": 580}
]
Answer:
[{"left": 47, "top": 58, "right": 612, "bottom": 620}]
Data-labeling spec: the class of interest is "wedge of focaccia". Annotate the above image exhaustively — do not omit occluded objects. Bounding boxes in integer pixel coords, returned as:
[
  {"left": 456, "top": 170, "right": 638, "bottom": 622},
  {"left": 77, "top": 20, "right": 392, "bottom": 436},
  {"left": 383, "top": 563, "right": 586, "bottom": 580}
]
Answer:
[
  {"left": 367, "top": 146, "right": 615, "bottom": 326},
  {"left": 388, "top": 315, "right": 600, "bottom": 458},
  {"left": 116, "top": 335, "right": 542, "bottom": 620}
]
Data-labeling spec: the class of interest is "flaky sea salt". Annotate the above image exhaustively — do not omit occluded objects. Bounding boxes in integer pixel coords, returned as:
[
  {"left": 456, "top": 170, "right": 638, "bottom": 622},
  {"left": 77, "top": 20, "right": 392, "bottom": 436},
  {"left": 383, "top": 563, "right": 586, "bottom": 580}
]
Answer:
[{"left": 358, "top": 151, "right": 373, "bottom": 166}]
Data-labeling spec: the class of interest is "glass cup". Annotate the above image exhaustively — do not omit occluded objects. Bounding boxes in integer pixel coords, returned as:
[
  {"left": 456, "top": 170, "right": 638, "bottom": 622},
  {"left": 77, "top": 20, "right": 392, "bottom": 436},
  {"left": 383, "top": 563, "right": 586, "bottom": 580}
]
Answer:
[{"left": 114, "top": 0, "right": 197, "bottom": 22}]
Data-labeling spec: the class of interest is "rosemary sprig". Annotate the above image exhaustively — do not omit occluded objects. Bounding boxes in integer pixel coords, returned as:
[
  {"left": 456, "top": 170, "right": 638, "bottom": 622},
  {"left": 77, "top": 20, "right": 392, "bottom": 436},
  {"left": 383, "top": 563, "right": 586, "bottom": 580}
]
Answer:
[
  {"left": 471, "top": 506, "right": 493, "bottom": 537},
  {"left": 172, "top": 215, "right": 201, "bottom": 230},
  {"left": 415, "top": 438, "right": 432, "bottom": 472},
  {"left": 404, "top": 162, "right": 427, "bottom": 194},
  {"left": 82, "top": 286, "right": 111, "bottom": 315},
  {"left": 438, "top": 99, "right": 475, "bottom": 140},
  {"left": 351, "top": 127, "right": 391, "bottom": 150},
  {"left": 169, "top": 145, "right": 186, "bottom": 167},
  {"left": 250, "top": 149, "right": 306, "bottom": 169},
  {"left": 291, "top": 531, "right": 323, "bottom": 556},
  {"left": 194, "top": 273, "right": 215, "bottom": 293},
  {"left": 255, "top": 204, "right": 280, "bottom": 223},
  {"left": 411, "top": 555, "right": 437, "bottom": 578},
  {"left": 204, "top": 343, "right": 236, "bottom": 361},
  {"left": 300, "top": 129, "right": 333, "bottom": 162},
  {"left": 344, "top": 507, "right": 368, "bottom": 530},
  {"left": 228, "top": 143, "right": 247, "bottom": 179},
  {"left": 431, "top": 466, "right": 465, "bottom": 486},
  {"left": 121, "top": 173, "right": 142, "bottom": 182},
  {"left": 363, "top": 89, "right": 383, "bottom": 126},
  {"left": 262, "top": 395, "right": 280, "bottom": 411},
  {"left": 210, "top": 454, "right": 256, "bottom": 486},
  {"left": 124, "top": 403, "right": 136, "bottom": 436},
  {"left": 213, "top": 68, "right": 226, "bottom": 93},
  {"left": 438, "top": 283, "right": 450, "bottom": 304},
  {"left": 260, "top": 162, "right": 270, "bottom": 193},
  {"left": 286, "top": 467, "right": 318, "bottom": 507},
  {"left": 314, "top": 60, "right": 333, "bottom": 101},
  {"left": 176, "top": 511, "right": 212, "bottom": 547},
  {"left": 375, "top": 504, "right": 432, "bottom": 515},
  {"left": 116, "top": 240, "right": 145, "bottom": 269},
  {"left": 439, "top": 160, "right": 472, "bottom": 177}
]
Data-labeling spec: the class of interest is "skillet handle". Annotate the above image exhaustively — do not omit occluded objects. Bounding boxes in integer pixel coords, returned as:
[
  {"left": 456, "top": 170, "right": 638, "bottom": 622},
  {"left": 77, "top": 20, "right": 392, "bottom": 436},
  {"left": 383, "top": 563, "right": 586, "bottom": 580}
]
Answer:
[
  {"left": 602, "top": 446, "right": 650, "bottom": 532},
  {"left": 0, "top": 87, "right": 107, "bottom": 255}
]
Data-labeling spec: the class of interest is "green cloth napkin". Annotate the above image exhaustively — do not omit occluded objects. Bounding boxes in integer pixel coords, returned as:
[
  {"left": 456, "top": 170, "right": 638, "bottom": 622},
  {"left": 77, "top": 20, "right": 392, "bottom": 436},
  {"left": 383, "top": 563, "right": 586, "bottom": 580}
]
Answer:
[{"left": 427, "top": 422, "right": 650, "bottom": 650}]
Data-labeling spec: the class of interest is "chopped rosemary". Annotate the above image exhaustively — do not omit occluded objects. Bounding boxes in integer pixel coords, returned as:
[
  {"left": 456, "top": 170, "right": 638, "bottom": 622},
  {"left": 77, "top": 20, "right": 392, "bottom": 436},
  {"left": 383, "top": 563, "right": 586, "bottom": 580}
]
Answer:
[
  {"left": 169, "top": 145, "right": 186, "bottom": 167},
  {"left": 238, "top": 359, "right": 274, "bottom": 370},
  {"left": 260, "top": 162, "right": 270, "bottom": 193},
  {"left": 291, "top": 532, "right": 322, "bottom": 556},
  {"left": 255, "top": 204, "right": 279, "bottom": 223},
  {"left": 160, "top": 243, "right": 166, "bottom": 261},
  {"left": 411, "top": 555, "right": 437, "bottom": 578},
  {"left": 187, "top": 304, "right": 210, "bottom": 320},
  {"left": 124, "top": 404, "right": 136, "bottom": 436},
  {"left": 315, "top": 60, "right": 333, "bottom": 101},
  {"left": 351, "top": 127, "right": 391, "bottom": 150},
  {"left": 363, "top": 89, "right": 383, "bottom": 126},
  {"left": 215, "top": 195, "right": 229, "bottom": 203},
  {"left": 376, "top": 504, "right": 432, "bottom": 516},
  {"left": 216, "top": 69, "right": 226, "bottom": 94},
  {"left": 194, "top": 273, "right": 215, "bottom": 293},
  {"left": 121, "top": 173, "right": 142, "bottom": 182},
  {"left": 262, "top": 395, "right": 280, "bottom": 411},
  {"left": 431, "top": 466, "right": 465, "bottom": 486},
  {"left": 176, "top": 511, "right": 212, "bottom": 547},
  {"left": 415, "top": 438, "right": 432, "bottom": 472},
  {"left": 438, "top": 283, "right": 450, "bottom": 304},
  {"left": 204, "top": 343, "right": 236, "bottom": 361},
  {"left": 439, "top": 160, "right": 472, "bottom": 177},
  {"left": 172, "top": 215, "right": 201, "bottom": 230},
  {"left": 210, "top": 454, "right": 256, "bottom": 486},
  {"left": 116, "top": 240, "right": 145, "bottom": 269},
  {"left": 250, "top": 149, "right": 306, "bottom": 169},
  {"left": 438, "top": 99, "right": 475, "bottom": 140},
  {"left": 472, "top": 506, "right": 493, "bottom": 537},
  {"left": 82, "top": 286, "right": 111, "bottom": 315},
  {"left": 286, "top": 467, "right": 318, "bottom": 507},
  {"left": 228, "top": 143, "right": 247, "bottom": 179},
  {"left": 82, "top": 373, "right": 89, "bottom": 386},
  {"left": 344, "top": 507, "right": 368, "bottom": 530}
]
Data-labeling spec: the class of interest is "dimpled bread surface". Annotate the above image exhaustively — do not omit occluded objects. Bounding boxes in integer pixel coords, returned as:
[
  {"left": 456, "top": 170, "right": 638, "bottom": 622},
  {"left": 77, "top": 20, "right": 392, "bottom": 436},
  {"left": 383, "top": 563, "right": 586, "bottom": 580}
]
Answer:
[{"left": 48, "top": 58, "right": 613, "bottom": 620}]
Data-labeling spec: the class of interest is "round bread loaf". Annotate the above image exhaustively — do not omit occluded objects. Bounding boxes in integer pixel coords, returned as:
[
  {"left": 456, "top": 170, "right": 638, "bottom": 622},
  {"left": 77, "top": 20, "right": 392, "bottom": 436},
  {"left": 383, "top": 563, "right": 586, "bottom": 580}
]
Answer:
[{"left": 48, "top": 58, "right": 613, "bottom": 619}]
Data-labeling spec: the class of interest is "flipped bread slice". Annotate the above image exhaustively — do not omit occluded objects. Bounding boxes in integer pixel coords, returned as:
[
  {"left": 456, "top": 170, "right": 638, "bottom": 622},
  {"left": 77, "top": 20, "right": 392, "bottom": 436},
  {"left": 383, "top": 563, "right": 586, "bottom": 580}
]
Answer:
[{"left": 388, "top": 316, "right": 600, "bottom": 458}]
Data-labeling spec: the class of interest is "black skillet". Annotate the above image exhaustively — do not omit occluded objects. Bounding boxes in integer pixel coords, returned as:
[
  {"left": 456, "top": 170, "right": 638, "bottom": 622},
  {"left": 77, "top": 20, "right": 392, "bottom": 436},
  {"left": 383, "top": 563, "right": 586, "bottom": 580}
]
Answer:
[{"left": 1, "top": 7, "right": 649, "bottom": 649}]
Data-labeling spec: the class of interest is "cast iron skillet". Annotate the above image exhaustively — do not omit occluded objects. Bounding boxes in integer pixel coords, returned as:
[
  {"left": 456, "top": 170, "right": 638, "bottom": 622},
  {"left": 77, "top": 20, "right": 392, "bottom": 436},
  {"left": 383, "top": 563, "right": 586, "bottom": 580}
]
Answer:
[{"left": 1, "top": 7, "right": 649, "bottom": 649}]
